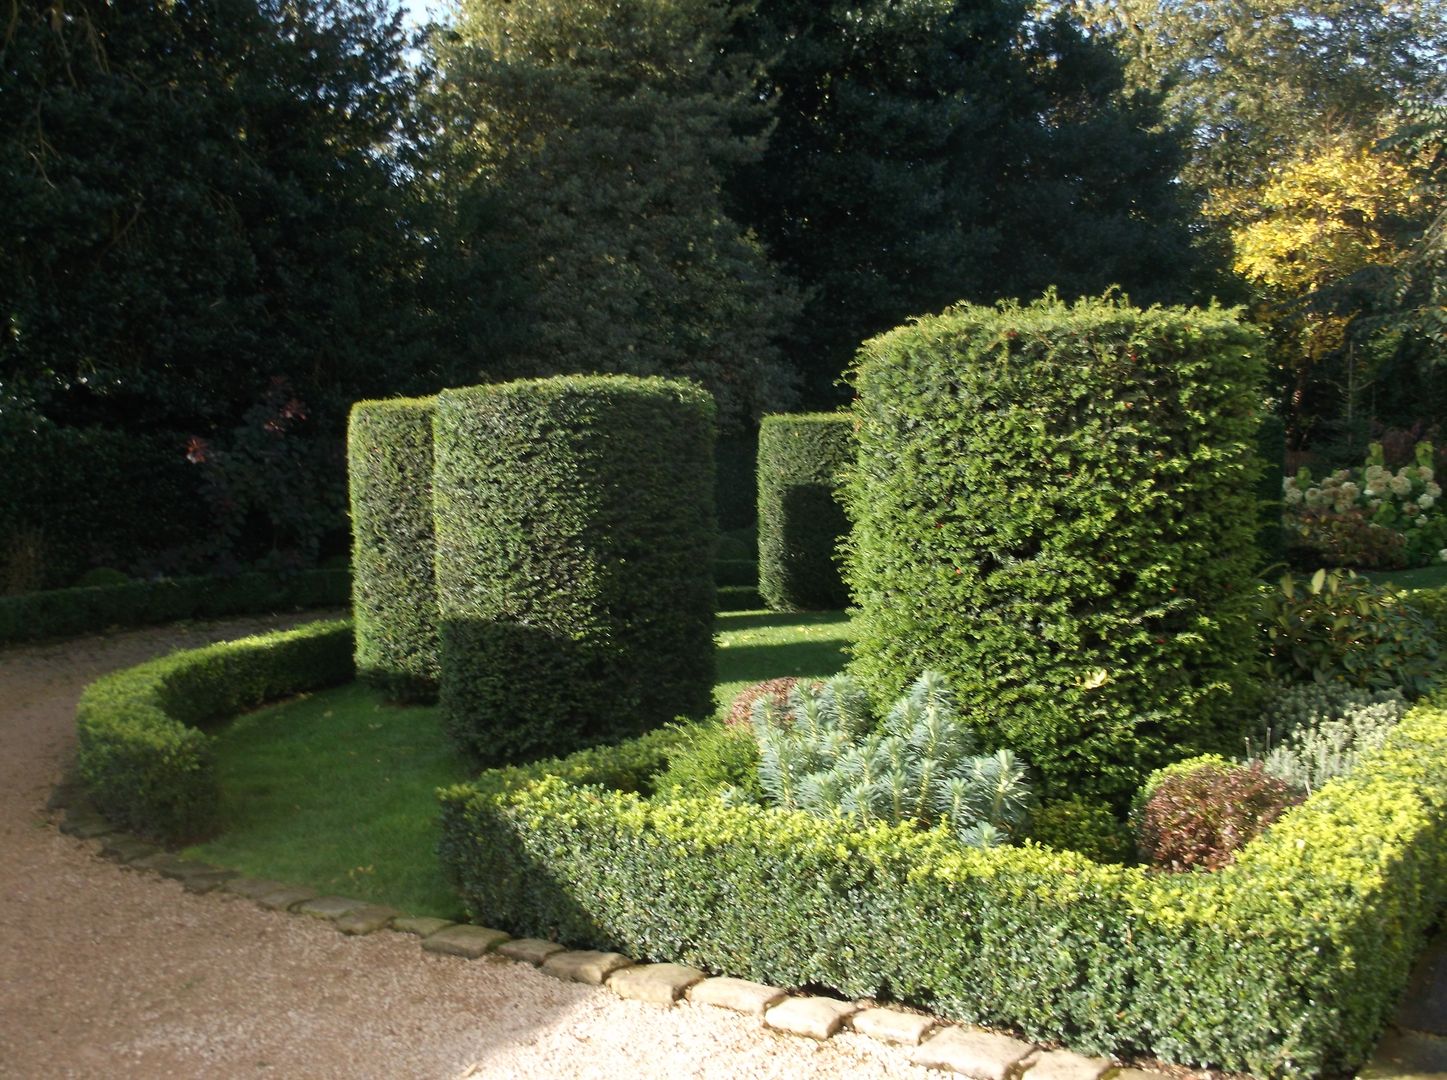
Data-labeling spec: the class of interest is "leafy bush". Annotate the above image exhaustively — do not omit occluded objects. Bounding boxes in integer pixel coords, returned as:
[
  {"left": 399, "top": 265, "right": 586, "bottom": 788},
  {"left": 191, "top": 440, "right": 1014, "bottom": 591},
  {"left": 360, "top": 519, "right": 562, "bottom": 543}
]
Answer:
[
  {"left": 1029, "top": 796, "right": 1134, "bottom": 865},
  {"left": 1261, "top": 568, "right": 1439, "bottom": 696},
  {"left": 1248, "top": 682, "right": 1408, "bottom": 794},
  {"left": 1284, "top": 441, "right": 1447, "bottom": 569},
  {"left": 1136, "top": 760, "right": 1302, "bottom": 872},
  {"left": 651, "top": 721, "right": 761, "bottom": 801},
  {"left": 439, "top": 691, "right": 1447, "bottom": 1076},
  {"left": 76, "top": 619, "right": 353, "bottom": 842},
  {"left": 432, "top": 376, "right": 717, "bottom": 763},
  {"left": 741, "top": 673, "right": 1033, "bottom": 846},
  {"left": 75, "top": 568, "right": 132, "bottom": 588},
  {"left": 1255, "top": 414, "right": 1287, "bottom": 570},
  {"left": 348, "top": 396, "right": 439, "bottom": 702},
  {"left": 725, "top": 677, "right": 809, "bottom": 728},
  {"left": 0, "top": 570, "right": 349, "bottom": 646},
  {"left": 1404, "top": 585, "right": 1447, "bottom": 649},
  {"left": 843, "top": 295, "right": 1266, "bottom": 802},
  {"left": 757, "top": 412, "right": 854, "bottom": 611}
]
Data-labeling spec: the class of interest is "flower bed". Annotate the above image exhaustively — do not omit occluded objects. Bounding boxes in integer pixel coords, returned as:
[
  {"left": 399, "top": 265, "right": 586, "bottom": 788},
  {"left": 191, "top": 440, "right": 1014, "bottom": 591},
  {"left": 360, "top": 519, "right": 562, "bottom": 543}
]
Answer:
[{"left": 439, "top": 687, "right": 1447, "bottom": 1077}]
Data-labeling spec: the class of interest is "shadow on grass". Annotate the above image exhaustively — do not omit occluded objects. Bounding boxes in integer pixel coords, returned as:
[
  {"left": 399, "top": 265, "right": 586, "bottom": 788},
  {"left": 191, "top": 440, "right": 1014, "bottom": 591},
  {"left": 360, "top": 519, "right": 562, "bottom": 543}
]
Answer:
[
  {"left": 714, "top": 610, "right": 848, "bottom": 633},
  {"left": 716, "top": 638, "right": 852, "bottom": 685}
]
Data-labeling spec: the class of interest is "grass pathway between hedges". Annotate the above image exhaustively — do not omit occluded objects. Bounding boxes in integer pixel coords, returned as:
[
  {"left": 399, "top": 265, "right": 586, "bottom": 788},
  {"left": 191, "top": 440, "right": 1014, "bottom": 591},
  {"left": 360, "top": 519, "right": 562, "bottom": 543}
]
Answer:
[{"left": 186, "top": 610, "right": 853, "bottom": 919}]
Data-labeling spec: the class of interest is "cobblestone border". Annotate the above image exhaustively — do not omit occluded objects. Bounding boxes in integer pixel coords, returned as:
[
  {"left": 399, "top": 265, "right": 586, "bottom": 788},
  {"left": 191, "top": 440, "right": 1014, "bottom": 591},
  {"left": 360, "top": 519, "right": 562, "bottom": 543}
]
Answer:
[{"left": 50, "top": 780, "right": 1174, "bottom": 1080}]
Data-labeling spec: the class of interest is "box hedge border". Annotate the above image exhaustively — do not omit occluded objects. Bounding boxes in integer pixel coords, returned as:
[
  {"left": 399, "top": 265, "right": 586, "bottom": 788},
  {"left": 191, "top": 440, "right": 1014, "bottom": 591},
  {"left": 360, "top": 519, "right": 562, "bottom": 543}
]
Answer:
[
  {"left": 0, "top": 569, "right": 349, "bottom": 647},
  {"left": 75, "top": 618, "right": 354, "bottom": 843},
  {"left": 438, "top": 689, "right": 1447, "bottom": 1078}
]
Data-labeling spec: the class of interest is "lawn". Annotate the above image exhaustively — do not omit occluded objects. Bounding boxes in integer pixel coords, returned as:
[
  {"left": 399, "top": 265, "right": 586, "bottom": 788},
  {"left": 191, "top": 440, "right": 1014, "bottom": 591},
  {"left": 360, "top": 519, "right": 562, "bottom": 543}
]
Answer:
[
  {"left": 185, "top": 609, "right": 853, "bottom": 918},
  {"left": 1361, "top": 563, "right": 1447, "bottom": 591}
]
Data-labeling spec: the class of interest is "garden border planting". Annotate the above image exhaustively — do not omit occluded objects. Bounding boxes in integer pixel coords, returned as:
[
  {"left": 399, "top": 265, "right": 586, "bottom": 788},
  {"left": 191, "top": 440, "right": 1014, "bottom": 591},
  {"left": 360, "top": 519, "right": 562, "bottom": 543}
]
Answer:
[
  {"left": 75, "top": 619, "right": 354, "bottom": 842},
  {"left": 438, "top": 687, "right": 1447, "bottom": 1077},
  {"left": 0, "top": 569, "right": 348, "bottom": 647}
]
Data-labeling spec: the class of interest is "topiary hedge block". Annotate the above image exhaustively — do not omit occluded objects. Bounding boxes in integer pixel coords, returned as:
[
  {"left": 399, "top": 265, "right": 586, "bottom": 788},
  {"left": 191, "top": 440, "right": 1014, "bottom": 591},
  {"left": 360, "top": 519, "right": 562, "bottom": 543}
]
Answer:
[
  {"left": 440, "top": 688, "right": 1447, "bottom": 1077},
  {"left": 432, "top": 376, "right": 717, "bottom": 764},
  {"left": 757, "top": 412, "right": 855, "bottom": 611},
  {"left": 76, "top": 619, "right": 354, "bottom": 843},
  {"left": 348, "top": 396, "right": 440, "bottom": 702},
  {"left": 843, "top": 295, "right": 1266, "bottom": 802}
]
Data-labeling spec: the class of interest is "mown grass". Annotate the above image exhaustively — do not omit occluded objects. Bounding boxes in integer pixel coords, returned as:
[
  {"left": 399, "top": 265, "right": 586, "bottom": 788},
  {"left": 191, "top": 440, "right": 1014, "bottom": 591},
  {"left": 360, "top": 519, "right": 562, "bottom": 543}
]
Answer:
[
  {"left": 1361, "top": 564, "right": 1447, "bottom": 591},
  {"left": 185, "top": 609, "right": 853, "bottom": 918}
]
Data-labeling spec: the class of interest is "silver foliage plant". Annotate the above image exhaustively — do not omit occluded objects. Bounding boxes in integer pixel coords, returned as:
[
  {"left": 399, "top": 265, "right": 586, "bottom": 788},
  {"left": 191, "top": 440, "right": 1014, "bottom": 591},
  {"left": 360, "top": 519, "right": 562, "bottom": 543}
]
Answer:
[
  {"left": 723, "top": 671, "right": 1033, "bottom": 847},
  {"left": 1247, "top": 683, "right": 1408, "bottom": 795}
]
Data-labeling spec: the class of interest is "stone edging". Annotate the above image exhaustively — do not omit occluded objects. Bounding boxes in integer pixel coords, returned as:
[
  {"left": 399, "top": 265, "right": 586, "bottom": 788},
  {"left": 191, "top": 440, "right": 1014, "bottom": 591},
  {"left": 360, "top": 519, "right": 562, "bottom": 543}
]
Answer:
[{"left": 50, "top": 783, "right": 1173, "bottom": 1080}]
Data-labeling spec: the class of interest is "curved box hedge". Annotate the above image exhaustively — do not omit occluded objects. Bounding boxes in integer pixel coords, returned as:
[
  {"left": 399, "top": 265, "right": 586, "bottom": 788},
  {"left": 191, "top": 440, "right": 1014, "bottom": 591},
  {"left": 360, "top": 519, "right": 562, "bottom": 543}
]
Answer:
[
  {"left": 439, "top": 690, "right": 1447, "bottom": 1078},
  {"left": 75, "top": 619, "right": 354, "bottom": 842},
  {"left": 0, "top": 569, "right": 349, "bottom": 647},
  {"left": 757, "top": 412, "right": 854, "bottom": 611},
  {"left": 432, "top": 375, "right": 717, "bottom": 764},
  {"left": 843, "top": 296, "right": 1266, "bottom": 802},
  {"left": 349, "top": 396, "right": 440, "bottom": 702}
]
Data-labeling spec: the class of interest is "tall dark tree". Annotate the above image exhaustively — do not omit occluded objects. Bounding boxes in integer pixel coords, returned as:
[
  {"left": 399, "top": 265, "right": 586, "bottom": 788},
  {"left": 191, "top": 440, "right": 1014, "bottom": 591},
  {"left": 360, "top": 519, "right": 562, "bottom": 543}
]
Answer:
[{"left": 725, "top": 0, "right": 1210, "bottom": 404}]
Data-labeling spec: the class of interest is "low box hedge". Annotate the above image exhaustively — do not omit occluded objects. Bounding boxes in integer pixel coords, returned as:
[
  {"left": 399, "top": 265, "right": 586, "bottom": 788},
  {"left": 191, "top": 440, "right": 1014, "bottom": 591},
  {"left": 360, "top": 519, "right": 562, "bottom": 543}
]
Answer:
[
  {"left": 0, "top": 569, "right": 349, "bottom": 647},
  {"left": 439, "top": 691, "right": 1447, "bottom": 1077},
  {"left": 75, "top": 619, "right": 354, "bottom": 843}
]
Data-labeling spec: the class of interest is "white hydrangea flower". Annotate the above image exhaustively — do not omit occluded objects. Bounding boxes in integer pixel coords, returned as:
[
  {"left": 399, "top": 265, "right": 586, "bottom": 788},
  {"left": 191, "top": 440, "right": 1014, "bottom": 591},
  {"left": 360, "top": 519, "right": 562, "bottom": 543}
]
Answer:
[
  {"left": 1438, "top": 548, "right": 1447, "bottom": 563},
  {"left": 1390, "top": 475, "right": 1413, "bottom": 497},
  {"left": 1421, "top": 466, "right": 1435, "bottom": 483},
  {"left": 1284, "top": 487, "right": 1304, "bottom": 506},
  {"left": 1428, "top": 481, "right": 1442, "bottom": 498},
  {"left": 1421, "top": 493, "right": 1436, "bottom": 510}
]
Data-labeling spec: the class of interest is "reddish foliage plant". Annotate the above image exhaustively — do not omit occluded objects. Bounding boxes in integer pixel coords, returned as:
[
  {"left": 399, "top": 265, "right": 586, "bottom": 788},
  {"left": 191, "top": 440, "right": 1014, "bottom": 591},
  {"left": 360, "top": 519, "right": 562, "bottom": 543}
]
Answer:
[
  {"left": 1136, "top": 762, "right": 1304, "bottom": 872},
  {"left": 726, "top": 677, "right": 814, "bottom": 729}
]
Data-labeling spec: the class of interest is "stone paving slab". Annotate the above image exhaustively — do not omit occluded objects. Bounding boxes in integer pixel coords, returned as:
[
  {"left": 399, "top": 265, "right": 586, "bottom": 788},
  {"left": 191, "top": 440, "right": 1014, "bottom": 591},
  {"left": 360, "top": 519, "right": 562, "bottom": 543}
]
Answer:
[
  {"left": 1105, "top": 1070, "right": 1173, "bottom": 1079},
  {"left": 179, "top": 868, "right": 240, "bottom": 894},
  {"left": 1020, "top": 1048, "right": 1113, "bottom": 1080},
  {"left": 392, "top": 916, "right": 453, "bottom": 938},
  {"left": 496, "top": 938, "right": 566, "bottom": 966},
  {"left": 294, "top": 895, "right": 369, "bottom": 921},
  {"left": 255, "top": 885, "right": 320, "bottom": 912},
  {"left": 59, "top": 813, "right": 116, "bottom": 839},
  {"left": 335, "top": 905, "right": 400, "bottom": 936},
  {"left": 910, "top": 1026, "right": 1036, "bottom": 1080},
  {"left": 223, "top": 877, "right": 292, "bottom": 901},
  {"left": 850, "top": 1007, "right": 937, "bottom": 1046},
  {"left": 764, "top": 996, "right": 857, "bottom": 1040},
  {"left": 541, "top": 950, "right": 634, "bottom": 986},
  {"left": 1358, "top": 1030, "right": 1447, "bottom": 1078},
  {"left": 421, "top": 924, "right": 511, "bottom": 959},
  {"left": 607, "top": 963, "right": 705, "bottom": 1005},
  {"left": 688, "top": 977, "right": 787, "bottom": 1017}
]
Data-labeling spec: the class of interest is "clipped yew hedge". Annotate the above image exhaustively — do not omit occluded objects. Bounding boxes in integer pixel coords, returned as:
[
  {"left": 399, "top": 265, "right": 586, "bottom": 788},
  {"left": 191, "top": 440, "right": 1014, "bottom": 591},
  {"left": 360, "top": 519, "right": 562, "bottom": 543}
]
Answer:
[
  {"left": 0, "top": 569, "right": 348, "bottom": 647},
  {"left": 75, "top": 619, "right": 353, "bottom": 842},
  {"left": 757, "top": 412, "right": 854, "bottom": 611},
  {"left": 438, "top": 690, "right": 1447, "bottom": 1078},
  {"left": 432, "top": 376, "right": 717, "bottom": 764},
  {"left": 348, "top": 396, "right": 439, "bottom": 702},
  {"left": 844, "top": 296, "right": 1266, "bottom": 801}
]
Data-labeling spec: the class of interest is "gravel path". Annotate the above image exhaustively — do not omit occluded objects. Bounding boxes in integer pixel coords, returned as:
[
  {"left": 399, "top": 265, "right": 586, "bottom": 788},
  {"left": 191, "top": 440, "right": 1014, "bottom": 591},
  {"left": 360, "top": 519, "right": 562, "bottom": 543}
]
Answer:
[{"left": 0, "top": 615, "right": 937, "bottom": 1080}]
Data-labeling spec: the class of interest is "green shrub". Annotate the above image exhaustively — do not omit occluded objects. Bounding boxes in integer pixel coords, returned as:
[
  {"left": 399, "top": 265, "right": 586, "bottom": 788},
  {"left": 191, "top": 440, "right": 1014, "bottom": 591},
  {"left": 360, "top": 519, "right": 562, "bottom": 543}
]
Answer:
[
  {"left": 651, "top": 721, "right": 761, "bottom": 801},
  {"left": 440, "top": 690, "right": 1447, "bottom": 1076},
  {"left": 348, "top": 396, "right": 439, "bottom": 702},
  {"left": 0, "top": 569, "right": 349, "bottom": 647},
  {"left": 0, "top": 420, "right": 202, "bottom": 590},
  {"left": 742, "top": 673, "right": 1034, "bottom": 846},
  {"left": 757, "top": 412, "right": 854, "bottom": 611},
  {"left": 432, "top": 376, "right": 717, "bottom": 763},
  {"left": 1255, "top": 414, "right": 1287, "bottom": 570},
  {"left": 75, "top": 619, "right": 353, "bottom": 842},
  {"left": 1403, "top": 584, "right": 1447, "bottom": 648},
  {"left": 1028, "top": 796, "right": 1134, "bottom": 865},
  {"left": 1135, "top": 760, "right": 1301, "bottom": 872},
  {"left": 1248, "top": 683, "right": 1408, "bottom": 795},
  {"left": 1262, "top": 568, "right": 1439, "bottom": 696},
  {"left": 714, "top": 559, "right": 758, "bottom": 586},
  {"left": 75, "top": 568, "right": 132, "bottom": 588},
  {"left": 842, "top": 295, "right": 1267, "bottom": 802},
  {"left": 716, "top": 528, "right": 756, "bottom": 561}
]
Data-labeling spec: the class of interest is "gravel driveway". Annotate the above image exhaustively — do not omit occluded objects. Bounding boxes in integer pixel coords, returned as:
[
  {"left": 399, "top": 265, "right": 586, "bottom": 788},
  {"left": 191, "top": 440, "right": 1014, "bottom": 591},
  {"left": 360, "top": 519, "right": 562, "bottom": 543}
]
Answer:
[{"left": 0, "top": 614, "right": 936, "bottom": 1079}]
